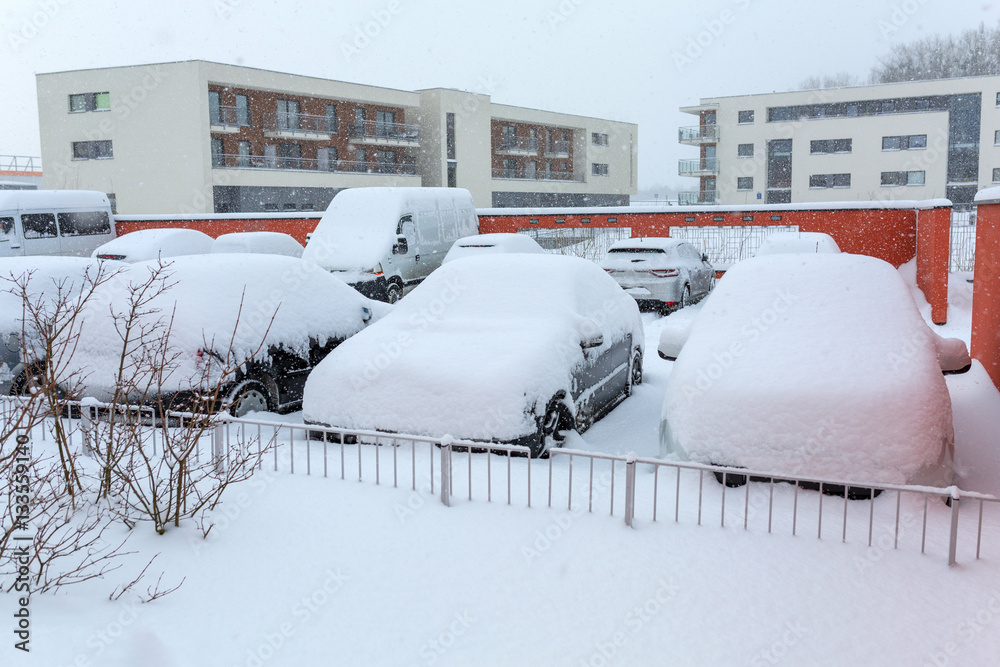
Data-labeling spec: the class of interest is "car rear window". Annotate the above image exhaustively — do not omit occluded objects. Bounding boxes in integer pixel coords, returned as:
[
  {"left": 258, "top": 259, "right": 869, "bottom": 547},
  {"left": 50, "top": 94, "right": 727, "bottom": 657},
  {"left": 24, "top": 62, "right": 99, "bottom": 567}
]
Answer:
[{"left": 607, "top": 247, "right": 666, "bottom": 254}]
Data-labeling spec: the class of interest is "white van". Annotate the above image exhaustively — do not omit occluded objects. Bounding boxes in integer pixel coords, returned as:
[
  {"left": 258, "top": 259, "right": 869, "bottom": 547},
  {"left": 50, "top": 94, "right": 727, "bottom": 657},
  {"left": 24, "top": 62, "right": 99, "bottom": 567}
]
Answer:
[
  {"left": 0, "top": 190, "right": 116, "bottom": 258},
  {"left": 302, "top": 187, "right": 478, "bottom": 302}
]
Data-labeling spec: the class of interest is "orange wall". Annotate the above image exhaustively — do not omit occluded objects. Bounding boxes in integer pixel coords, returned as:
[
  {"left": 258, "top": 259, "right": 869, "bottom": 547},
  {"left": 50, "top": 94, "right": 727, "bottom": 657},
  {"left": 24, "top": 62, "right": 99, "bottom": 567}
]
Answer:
[
  {"left": 478, "top": 208, "right": 919, "bottom": 268},
  {"left": 971, "top": 201, "right": 1000, "bottom": 389},
  {"left": 115, "top": 217, "right": 320, "bottom": 246}
]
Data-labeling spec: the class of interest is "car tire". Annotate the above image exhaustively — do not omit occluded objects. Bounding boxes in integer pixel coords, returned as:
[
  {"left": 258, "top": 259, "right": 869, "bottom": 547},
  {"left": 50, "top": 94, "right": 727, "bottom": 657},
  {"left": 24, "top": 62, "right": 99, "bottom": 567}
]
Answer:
[
  {"left": 386, "top": 282, "right": 402, "bottom": 304},
  {"left": 679, "top": 284, "right": 691, "bottom": 309},
  {"left": 713, "top": 470, "right": 748, "bottom": 487},
  {"left": 226, "top": 379, "right": 272, "bottom": 417},
  {"left": 531, "top": 400, "right": 570, "bottom": 458},
  {"left": 624, "top": 349, "right": 642, "bottom": 397}
]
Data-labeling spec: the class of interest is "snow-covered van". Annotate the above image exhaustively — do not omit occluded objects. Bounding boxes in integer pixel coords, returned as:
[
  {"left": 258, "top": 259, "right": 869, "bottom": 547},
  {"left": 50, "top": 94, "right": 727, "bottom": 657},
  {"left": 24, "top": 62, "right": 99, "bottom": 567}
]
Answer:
[
  {"left": 0, "top": 190, "right": 115, "bottom": 258},
  {"left": 302, "top": 187, "right": 478, "bottom": 302}
]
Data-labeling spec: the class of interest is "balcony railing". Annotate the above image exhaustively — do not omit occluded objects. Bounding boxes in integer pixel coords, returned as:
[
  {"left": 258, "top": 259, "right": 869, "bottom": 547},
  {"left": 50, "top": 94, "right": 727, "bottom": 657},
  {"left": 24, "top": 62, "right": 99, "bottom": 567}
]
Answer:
[
  {"left": 544, "top": 140, "right": 570, "bottom": 156},
  {"left": 677, "top": 190, "right": 719, "bottom": 205},
  {"left": 263, "top": 112, "right": 339, "bottom": 136},
  {"left": 0, "top": 155, "right": 42, "bottom": 173},
  {"left": 678, "top": 158, "right": 720, "bottom": 176},
  {"left": 210, "top": 105, "right": 250, "bottom": 128},
  {"left": 348, "top": 120, "right": 421, "bottom": 144},
  {"left": 212, "top": 153, "right": 418, "bottom": 175},
  {"left": 497, "top": 136, "right": 540, "bottom": 153},
  {"left": 491, "top": 166, "right": 584, "bottom": 182},
  {"left": 678, "top": 125, "right": 719, "bottom": 143}
]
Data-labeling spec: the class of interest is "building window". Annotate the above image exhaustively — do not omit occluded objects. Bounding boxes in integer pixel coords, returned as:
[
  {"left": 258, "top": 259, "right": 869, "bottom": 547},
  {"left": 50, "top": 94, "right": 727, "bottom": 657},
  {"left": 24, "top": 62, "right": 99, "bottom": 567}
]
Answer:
[
  {"left": 238, "top": 140, "right": 251, "bottom": 167},
  {"left": 581, "top": 218, "right": 591, "bottom": 224},
  {"left": 326, "top": 104, "right": 338, "bottom": 134},
  {"left": 211, "top": 138, "right": 225, "bottom": 168},
  {"left": 375, "top": 110, "right": 396, "bottom": 138},
  {"left": 502, "top": 124, "right": 516, "bottom": 150},
  {"left": 995, "top": 130, "right": 1000, "bottom": 146},
  {"left": 882, "top": 134, "right": 927, "bottom": 150},
  {"left": 277, "top": 143, "right": 301, "bottom": 169},
  {"left": 738, "top": 110, "right": 754, "bottom": 124},
  {"left": 592, "top": 163, "right": 609, "bottom": 176},
  {"left": 810, "top": 173, "right": 851, "bottom": 188},
  {"left": 996, "top": 93, "right": 1000, "bottom": 107},
  {"left": 447, "top": 162, "right": 457, "bottom": 187},
  {"left": 737, "top": 143, "right": 754, "bottom": 157},
  {"left": 881, "top": 170, "right": 925, "bottom": 186},
  {"left": 608, "top": 217, "right": 617, "bottom": 224},
  {"left": 810, "top": 140, "right": 829, "bottom": 154},
  {"left": 209, "top": 91, "right": 222, "bottom": 124},
  {"left": 994, "top": 168, "right": 1000, "bottom": 183},
  {"left": 69, "top": 92, "right": 110, "bottom": 113},
  {"left": 277, "top": 99, "right": 300, "bottom": 131},
  {"left": 446, "top": 113, "right": 456, "bottom": 160},
  {"left": 236, "top": 94, "right": 250, "bottom": 126},
  {"left": 503, "top": 158, "right": 516, "bottom": 178},
  {"left": 882, "top": 101, "right": 895, "bottom": 114},
  {"left": 916, "top": 99, "right": 930, "bottom": 111},
  {"left": 592, "top": 132, "right": 609, "bottom": 146},
  {"left": 833, "top": 138, "right": 852, "bottom": 153},
  {"left": 72, "top": 140, "right": 113, "bottom": 160},
  {"left": 737, "top": 177, "right": 753, "bottom": 190}
]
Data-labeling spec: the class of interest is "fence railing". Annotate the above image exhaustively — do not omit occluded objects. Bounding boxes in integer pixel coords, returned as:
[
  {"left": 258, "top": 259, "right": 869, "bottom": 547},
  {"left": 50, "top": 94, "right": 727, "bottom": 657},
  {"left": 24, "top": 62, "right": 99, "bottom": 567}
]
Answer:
[
  {"left": 950, "top": 208, "right": 976, "bottom": 272},
  {"left": 212, "top": 153, "right": 418, "bottom": 176},
  {"left": 348, "top": 120, "right": 421, "bottom": 144},
  {"left": 0, "top": 155, "right": 42, "bottom": 173},
  {"left": 678, "top": 125, "right": 720, "bottom": 143},
  {"left": 209, "top": 105, "right": 249, "bottom": 128},
  {"left": 262, "top": 111, "right": 338, "bottom": 135},
  {"left": 678, "top": 157, "right": 719, "bottom": 175},
  {"left": 492, "top": 167, "right": 584, "bottom": 182},
  {"left": 11, "top": 399, "right": 998, "bottom": 568},
  {"left": 498, "top": 136, "right": 540, "bottom": 153}
]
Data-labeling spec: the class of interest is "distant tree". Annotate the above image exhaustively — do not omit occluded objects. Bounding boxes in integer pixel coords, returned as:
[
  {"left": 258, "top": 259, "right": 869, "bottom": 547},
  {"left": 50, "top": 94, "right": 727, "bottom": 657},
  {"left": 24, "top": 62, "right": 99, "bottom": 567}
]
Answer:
[
  {"left": 797, "top": 72, "right": 861, "bottom": 90},
  {"left": 871, "top": 22, "right": 1000, "bottom": 83}
]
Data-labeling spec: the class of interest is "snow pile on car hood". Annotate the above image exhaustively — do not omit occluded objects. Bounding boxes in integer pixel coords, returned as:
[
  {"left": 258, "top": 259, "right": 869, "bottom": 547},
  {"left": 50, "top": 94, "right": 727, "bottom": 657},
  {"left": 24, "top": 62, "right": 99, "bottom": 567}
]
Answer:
[
  {"left": 303, "top": 254, "right": 642, "bottom": 442},
  {"left": 68, "top": 254, "right": 381, "bottom": 399},
  {"left": 92, "top": 228, "right": 215, "bottom": 262},
  {"left": 661, "top": 253, "right": 953, "bottom": 486}
]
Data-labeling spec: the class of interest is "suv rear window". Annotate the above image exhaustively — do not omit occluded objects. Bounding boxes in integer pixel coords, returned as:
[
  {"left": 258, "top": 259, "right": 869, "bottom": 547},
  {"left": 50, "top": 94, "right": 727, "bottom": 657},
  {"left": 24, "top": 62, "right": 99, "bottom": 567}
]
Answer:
[{"left": 607, "top": 247, "right": 666, "bottom": 254}]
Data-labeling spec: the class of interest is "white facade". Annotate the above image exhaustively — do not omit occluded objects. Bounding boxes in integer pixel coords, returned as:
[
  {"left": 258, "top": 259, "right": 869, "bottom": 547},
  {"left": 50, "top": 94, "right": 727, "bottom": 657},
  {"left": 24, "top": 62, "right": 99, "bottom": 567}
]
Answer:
[
  {"left": 679, "top": 76, "right": 1000, "bottom": 207},
  {"left": 37, "top": 61, "right": 637, "bottom": 214}
]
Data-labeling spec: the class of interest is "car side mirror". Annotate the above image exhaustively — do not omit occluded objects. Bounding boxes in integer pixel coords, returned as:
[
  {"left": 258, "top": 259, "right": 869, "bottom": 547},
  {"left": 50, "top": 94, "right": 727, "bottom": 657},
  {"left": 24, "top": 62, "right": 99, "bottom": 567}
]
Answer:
[
  {"left": 4, "top": 333, "right": 19, "bottom": 352},
  {"left": 657, "top": 323, "right": 691, "bottom": 361},
  {"left": 580, "top": 334, "right": 604, "bottom": 349},
  {"left": 392, "top": 237, "right": 408, "bottom": 255},
  {"left": 937, "top": 336, "right": 972, "bottom": 374},
  {"left": 701, "top": 253, "right": 709, "bottom": 263}
]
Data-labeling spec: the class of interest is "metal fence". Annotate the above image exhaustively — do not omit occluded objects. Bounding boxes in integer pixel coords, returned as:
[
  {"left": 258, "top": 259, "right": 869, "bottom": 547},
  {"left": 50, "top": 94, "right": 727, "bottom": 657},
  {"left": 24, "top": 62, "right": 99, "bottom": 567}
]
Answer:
[
  {"left": 520, "top": 226, "right": 633, "bottom": 261},
  {"left": 668, "top": 225, "right": 798, "bottom": 266},
  {"left": 951, "top": 208, "right": 976, "bottom": 272},
  {"left": 10, "top": 402, "right": 998, "bottom": 568}
]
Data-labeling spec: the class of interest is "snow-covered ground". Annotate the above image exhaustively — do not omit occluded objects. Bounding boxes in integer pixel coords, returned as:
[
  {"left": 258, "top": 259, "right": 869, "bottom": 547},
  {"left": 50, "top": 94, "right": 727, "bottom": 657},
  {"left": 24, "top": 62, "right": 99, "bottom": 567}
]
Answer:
[{"left": 6, "top": 265, "right": 1000, "bottom": 667}]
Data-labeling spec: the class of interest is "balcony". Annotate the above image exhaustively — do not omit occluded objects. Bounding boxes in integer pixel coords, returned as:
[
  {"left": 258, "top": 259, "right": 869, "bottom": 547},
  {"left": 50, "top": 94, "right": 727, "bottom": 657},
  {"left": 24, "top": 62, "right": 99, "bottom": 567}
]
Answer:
[
  {"left": 491, "top": 166, "right": 584, "bottom": 182},
  {"left": 0, "top": 155, "right": 42, "bottom": 174},
  {"left": 543, "top": 140, "right": 570, "bottom": 157},
  {"left": 210, "top": 105, "right": 249, "bottom": 133},
  {"left": 263, "top": 112, "right": 338, "bottom": 140},
  {"left": 348, "top": 120, "right": 421, "bottom": 146},
  {"left": 496, "top": 136, "right": 539, "bottom": 155},
  {"left": 678, "top": 158, "right": 719, "bottom": 176},
  {"left": 678, "top": 125, "right": 719, "bottom": 145},
  {"left": 212, "top": 153, "right": 418, "bottom": 176},
  {"left": 677, "top": 190, "right": 719, "bottom": 205}
]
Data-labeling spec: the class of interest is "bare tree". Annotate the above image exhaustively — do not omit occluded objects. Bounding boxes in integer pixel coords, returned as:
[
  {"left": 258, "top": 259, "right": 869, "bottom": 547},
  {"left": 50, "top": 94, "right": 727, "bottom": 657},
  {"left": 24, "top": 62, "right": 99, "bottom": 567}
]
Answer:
[
  {"left": 797, "top": 72, "right": 861, "bottom": 90},
  {"left": 871, "top": 22, "right": 1000, "bottom": 83}
]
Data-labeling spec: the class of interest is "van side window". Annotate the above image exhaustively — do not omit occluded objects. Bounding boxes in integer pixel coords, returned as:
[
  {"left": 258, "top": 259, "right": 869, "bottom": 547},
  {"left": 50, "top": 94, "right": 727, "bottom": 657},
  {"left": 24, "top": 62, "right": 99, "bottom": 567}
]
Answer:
[
  {"left": 57, "top": 211, "right": 112, "bottom": 236},
  {"left": 21, "top": 213, "right": 57, "bottom": 239},
  {"left": 0, "top": 217, "right": 13, "bottom": 239},
  {"left": 396, "top": 215, "right": 411, "bottom": 235}
]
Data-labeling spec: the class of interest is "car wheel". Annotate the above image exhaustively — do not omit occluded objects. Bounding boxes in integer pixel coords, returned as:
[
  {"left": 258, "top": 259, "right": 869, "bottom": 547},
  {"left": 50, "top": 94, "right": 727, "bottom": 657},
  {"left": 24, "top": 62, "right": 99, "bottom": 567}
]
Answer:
[
  {"left": 679, "top": 284, "right": 691, "bottom": 309},
  {"left": 713, "top": 470, "right": 748, "bottom": 487},
  {"left": 531, "top": 400, "right": 570, "bottom": 458},
  {"left": 385, "top": 282, "right": 402, "bottom": 304},
  {"left": 226, "top": 380, "right": 272, "bottom": 417},
  {"left": 624, "top": 349, "right": 642, "bottom": 397}
]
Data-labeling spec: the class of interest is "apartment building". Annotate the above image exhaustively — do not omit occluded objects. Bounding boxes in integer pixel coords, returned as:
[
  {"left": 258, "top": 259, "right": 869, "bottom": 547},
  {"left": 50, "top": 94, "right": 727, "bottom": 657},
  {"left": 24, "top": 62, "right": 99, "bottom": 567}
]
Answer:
[
  {"left": 36, "top": 61, "right": 637, "bottom": 214},
  {"left": 677, "top": 75, "right": 1000, "bottom": 207}
]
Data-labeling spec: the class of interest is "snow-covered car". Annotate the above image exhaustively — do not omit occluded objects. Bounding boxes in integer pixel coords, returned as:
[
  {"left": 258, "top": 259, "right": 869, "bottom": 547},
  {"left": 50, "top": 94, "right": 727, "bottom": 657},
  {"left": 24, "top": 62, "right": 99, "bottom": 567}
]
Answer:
[
  {"left": 211, "top": 232, "right": 304, "bottom": 258},
  {"left": 0, "top": 256, "right": 110, "bottom": 394},
  {"left": 659, "top": 253, "right": 970, "bottom": 492},
  {"left": 600, "top": 237, "right": 714, "bottom": 314},
  {"left": 755, "top": 231, "right": 841, "bottom": 255},
  {"left": 302, "top": 254, "right": 644, "bottom": 456},
  {"left": 66, "top": 255, "right": 385, "bottom": 416},
  {"left": 442, "top": 233, "right": 544, "bottom": 264},
  {"left": 92, "top": 228, "right": 214, "bottom": 262}
]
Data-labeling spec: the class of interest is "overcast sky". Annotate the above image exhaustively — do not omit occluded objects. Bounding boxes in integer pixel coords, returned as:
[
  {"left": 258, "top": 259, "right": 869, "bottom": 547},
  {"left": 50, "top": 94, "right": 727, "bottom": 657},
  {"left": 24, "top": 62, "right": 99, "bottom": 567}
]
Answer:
[{"left": 3, "top": 0, "right": 999, "bottom": 197}]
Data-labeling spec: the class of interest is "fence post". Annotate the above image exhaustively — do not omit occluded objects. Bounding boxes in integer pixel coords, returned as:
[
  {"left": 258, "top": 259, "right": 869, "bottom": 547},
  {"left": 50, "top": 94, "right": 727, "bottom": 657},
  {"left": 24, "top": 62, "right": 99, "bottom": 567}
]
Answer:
[
  {"left": 624, "top": 453, "right": 637, "bottom": 528},
  {"left": 948, "top": 493, "right": 961, "bottom": 567},
  {"left": 212, "top": 421, "right": 226, "bottom": 473},
  {"left": 80, "top": 405, "right": 95, "bottom": 456},
  {"left": 440, "top": 438, "right": 452, "bottom": 507}
]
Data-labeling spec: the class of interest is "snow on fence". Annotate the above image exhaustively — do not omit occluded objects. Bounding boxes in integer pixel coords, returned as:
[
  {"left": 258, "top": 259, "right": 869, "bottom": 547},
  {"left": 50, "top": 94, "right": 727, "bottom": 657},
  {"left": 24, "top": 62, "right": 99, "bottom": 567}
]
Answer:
[{"left": 12, "top": 403, "right": 1000, "bottom": 568}]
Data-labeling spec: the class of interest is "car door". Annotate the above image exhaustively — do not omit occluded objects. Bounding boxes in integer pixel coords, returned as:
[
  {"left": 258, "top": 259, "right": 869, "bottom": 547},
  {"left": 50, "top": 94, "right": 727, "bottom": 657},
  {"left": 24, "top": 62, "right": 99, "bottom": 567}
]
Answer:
[{"left": 571, "top": 332, "right": 632, "bottom": 427}]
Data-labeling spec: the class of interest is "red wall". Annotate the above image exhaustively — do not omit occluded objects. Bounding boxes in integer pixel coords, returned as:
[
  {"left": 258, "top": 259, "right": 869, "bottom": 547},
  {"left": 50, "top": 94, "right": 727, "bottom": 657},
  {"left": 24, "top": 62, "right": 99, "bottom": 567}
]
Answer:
[{"left": 116, "top": 216, "right": 320, "bottom": 246}]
